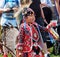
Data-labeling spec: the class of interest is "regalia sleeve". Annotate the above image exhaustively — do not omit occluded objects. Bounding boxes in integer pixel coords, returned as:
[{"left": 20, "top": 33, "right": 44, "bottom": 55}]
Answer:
[
  {"left": 38, "top": 25, "right": 47, "bottom": 31},
  {"left": 16, "top": 24, "right": 25, "bottom": 50},
  {"left": 33, "top": 22, "right": 47, "bottom": 31},
  {"left": 18, "top": 25, "right": 24, "bottom": 44}
]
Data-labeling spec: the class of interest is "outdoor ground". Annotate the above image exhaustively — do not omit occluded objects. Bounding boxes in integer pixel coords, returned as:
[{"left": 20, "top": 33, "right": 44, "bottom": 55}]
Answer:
[
  {"left": 50, "top": 54, "right": 60, "bottom": 57},
  {"left": 0, "top": 47, "right": 60, "bottom": 57},
  {"left": 0, "top": 54, "right": 60, "bottom": 57},
  {"left": 0, "top": 53, "right": 12, "bottom": 57}
]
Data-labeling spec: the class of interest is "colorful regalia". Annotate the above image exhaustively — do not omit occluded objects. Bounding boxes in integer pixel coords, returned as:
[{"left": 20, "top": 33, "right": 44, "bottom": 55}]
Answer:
[{"left": 16, "top": 22, "right": 44, "bottom": 57}]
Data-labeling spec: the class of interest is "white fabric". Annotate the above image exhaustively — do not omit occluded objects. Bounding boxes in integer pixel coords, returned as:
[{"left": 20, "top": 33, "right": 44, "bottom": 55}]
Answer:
[
  {"left": 0, "top": 0, "right": 5, "bottom": 8},
  {"left": 0, "top": 17, "right": 17, "bottom": 27},
  {"left": 0, "top": 0, "right": 21, "bottom": 27},
  {"left": 41, "top": 0, "right": 53, "bottom": 7},
  {"left": 2, "top": 28, "right": 19, "bottom": 54}
]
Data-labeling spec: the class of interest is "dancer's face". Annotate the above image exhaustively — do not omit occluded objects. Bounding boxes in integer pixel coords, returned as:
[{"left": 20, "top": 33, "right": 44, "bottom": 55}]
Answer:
[{"left": 25, "top": 11, "right": 35, "bottom": 24}]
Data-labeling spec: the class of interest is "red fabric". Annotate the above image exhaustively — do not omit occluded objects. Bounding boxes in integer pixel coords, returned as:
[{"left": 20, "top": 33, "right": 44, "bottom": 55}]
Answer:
[
  {"left": 16, "top": 22, "right": 44, "bottom": 57},
  {"left": 3, "top": 54, "right": 8, "bottom": 57},
  {"left": 17, "top": 23, "right": 40, "bottom": 52}
]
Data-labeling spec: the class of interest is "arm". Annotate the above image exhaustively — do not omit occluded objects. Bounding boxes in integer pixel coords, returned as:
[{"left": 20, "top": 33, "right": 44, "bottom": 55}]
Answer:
[
  {"left": 38, "top": 24, "right": 48, "bottom": 31},
  {"left": 40, "top": 4, "right": 48, "bottom": 24},
  {"left": 16, "top": 25, "right": 24, "bottom": 57},
  {"left": 41, "top": 3, "right": 48, "bottom": 7},
  {"left": 41, "top": 0, "right": 52, "bottom": 7},
  {"left": 55, "top": 0, "right": 60, "bottom": 18},
  {"left": 40, "top": 0, "right": 48, "bottom": 7},
  {"left": 47, "top": 19, "right": 60, "bottom": 29},
  {"left": 14, "top": 0, "right": 21, "bottom": 17},
  {"left": 0, "top": 8, "right": 11, "bottom": 13}
]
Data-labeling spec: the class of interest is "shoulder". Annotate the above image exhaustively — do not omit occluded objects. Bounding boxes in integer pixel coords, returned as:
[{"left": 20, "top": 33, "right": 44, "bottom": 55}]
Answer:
[{"left": 33, "top": 22, "right": 38, "bottom": 26}]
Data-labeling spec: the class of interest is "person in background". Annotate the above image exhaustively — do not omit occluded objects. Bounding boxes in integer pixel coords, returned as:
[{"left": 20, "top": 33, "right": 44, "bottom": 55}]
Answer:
[
  {"left": 0, "top": 0, "right": 21, "bottom": 28},
  {"left": 41, "top": 0, "right": 53, "bottom": 25},
  {"left": 40, "top": 0, "right": 54, "bottom": 49},
  {"left": 0, "top": 0, "right": 21, "bottom": 57},
  {"left": 29, "top": 0, "right": 47, "bottom": 25}
]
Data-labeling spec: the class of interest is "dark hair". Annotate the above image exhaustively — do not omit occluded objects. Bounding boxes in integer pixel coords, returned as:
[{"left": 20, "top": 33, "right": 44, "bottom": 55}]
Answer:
[
  {"left": 32, "top": 0, "right": 41, "bottom": 4},
  {"left": 59, "top": 0, "right": 60, "bottom": 6},
  {"left": 24, "top": 11, "right": 34, "bottom": 17},
  {"left": 22, "top": 8, "right": 34, "bottom": 17}
]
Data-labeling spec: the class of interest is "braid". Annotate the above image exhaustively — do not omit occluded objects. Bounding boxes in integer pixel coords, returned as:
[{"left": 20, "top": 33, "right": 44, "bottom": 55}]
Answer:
[{"left": 59, "top": 0, "right": 60, "bottom": 5}]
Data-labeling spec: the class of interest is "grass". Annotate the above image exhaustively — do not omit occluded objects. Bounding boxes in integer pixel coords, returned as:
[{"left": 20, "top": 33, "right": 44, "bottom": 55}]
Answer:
[
  {"left": 0, "top": 54, "right": 60, "bottom": 57},
  {"left": 0, "top": 53, "right": 12, "bottom": 57},
  {"left": 0, "top": 53, "right": 60, "bottom": 57},
  {"left": 50, "top": 54, "right": 60, "bottom": 57},
  {"left": 0, "top": 47, "right": 60, "bottom": 57},
  {"left": 49, "top": 47, "right": 60, "bottom": 57}
]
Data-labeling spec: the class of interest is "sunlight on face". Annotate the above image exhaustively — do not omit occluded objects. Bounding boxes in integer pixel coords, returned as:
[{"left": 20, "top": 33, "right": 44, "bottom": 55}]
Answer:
[{"left": 26, "top": 12, "right": 35, "bottom": 23}]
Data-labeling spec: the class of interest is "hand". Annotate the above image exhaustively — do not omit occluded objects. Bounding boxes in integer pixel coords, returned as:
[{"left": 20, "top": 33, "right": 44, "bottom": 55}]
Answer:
[
  {"left": 46, "top": 23, "right": 52, "bottom": 29},
  {"left": 12, "top": 7, "right": 18, "bottom": 12},
  {"left": 3, "top": 8, "right": 10, "bottom": 12},
  {"left": 50, "top": 20, "right": 57, "bottom": 27},
  {"left": 46, "top": 20, "right": 57, "bottom": 29}
]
